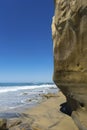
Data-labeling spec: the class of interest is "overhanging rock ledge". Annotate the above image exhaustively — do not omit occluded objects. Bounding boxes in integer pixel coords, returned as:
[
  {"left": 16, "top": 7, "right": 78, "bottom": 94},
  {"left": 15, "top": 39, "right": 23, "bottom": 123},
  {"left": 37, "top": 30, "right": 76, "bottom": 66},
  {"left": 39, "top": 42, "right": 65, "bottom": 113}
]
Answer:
[{"left": 52, "top": 0, "right": 87, "bottom": 130}]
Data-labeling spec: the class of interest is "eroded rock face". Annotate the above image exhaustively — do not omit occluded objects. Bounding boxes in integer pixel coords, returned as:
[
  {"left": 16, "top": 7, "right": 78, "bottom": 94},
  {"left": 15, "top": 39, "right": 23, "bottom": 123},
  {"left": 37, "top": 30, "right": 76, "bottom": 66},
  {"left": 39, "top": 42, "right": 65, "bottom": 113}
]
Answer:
[{"left": 52, "top": 0, "right": 87, "bottom": 129}]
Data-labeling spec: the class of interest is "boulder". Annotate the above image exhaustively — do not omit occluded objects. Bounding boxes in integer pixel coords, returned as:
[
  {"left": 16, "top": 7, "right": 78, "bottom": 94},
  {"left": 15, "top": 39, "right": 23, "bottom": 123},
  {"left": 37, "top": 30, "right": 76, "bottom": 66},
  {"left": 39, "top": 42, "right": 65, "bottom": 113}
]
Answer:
[
  {"left": 0, "top": 118, "right": 8, "bottom": 130},
  {"left": 42, "top": 93, "right": 59, "bottom": 99},
  {"left": 52, "top": 0, "right": 87, "bottom": 130}
]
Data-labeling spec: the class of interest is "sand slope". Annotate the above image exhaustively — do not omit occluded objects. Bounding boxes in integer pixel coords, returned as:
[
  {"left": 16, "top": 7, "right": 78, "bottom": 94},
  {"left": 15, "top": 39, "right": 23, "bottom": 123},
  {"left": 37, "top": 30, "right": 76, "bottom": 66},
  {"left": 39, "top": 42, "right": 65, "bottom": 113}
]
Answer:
[{"left": 12, "top": 92, "right": 78, "bottom": 130}]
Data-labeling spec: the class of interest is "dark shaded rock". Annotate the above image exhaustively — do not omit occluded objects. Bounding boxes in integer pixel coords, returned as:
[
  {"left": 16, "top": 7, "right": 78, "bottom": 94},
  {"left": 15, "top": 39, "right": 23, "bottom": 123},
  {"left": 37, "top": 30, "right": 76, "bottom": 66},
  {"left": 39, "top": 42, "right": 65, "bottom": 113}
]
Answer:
[
  {"left": 0, "top": 119, "right": 8, "bottom": 130},
  {"left": 52, "top": 0, "right": 87, "bottom": 129}
]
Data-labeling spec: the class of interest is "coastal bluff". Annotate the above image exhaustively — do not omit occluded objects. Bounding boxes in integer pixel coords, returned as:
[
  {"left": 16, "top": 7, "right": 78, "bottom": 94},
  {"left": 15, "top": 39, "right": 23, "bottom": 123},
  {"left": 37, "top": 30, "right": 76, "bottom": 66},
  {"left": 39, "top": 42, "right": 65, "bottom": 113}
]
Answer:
[{"left": 52, "top": 0, "right": 87, "bottom": 130}]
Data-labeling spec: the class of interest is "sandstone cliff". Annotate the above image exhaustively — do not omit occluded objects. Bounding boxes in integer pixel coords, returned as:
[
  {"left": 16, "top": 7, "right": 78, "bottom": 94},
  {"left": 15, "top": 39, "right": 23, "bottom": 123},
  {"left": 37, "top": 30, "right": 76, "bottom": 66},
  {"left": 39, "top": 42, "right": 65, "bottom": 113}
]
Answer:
[{"left": 52, "top": 0, "right": 87, "bottom": 130}]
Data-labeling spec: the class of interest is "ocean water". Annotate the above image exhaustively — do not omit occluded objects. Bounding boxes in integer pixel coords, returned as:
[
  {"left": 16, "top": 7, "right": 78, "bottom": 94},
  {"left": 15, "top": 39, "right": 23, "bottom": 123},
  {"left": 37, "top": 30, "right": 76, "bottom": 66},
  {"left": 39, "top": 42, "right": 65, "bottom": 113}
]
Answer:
[{"left": 0, "top": 83, "right": 58, "bottom": 113}]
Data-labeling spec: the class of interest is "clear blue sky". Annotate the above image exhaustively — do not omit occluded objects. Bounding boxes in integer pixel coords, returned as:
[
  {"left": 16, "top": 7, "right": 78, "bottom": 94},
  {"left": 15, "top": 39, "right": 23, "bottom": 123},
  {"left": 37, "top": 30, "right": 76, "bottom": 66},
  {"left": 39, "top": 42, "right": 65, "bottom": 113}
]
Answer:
[{"left": 0, "top": 0, "right": 54, "bottom": 82}]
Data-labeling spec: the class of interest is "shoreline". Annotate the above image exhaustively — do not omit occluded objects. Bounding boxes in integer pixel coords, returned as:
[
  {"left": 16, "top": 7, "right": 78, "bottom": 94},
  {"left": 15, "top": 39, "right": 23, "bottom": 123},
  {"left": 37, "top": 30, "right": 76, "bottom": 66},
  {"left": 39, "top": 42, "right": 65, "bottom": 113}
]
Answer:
[
  {"left": 0, "top": 92, "right": 58, "bottom": 118},
  {"left": 5, "top": 91, "right": 79, "bottom": 130},
  {"left": 0, "top": 84, "right": 58, "bottom": 114}
]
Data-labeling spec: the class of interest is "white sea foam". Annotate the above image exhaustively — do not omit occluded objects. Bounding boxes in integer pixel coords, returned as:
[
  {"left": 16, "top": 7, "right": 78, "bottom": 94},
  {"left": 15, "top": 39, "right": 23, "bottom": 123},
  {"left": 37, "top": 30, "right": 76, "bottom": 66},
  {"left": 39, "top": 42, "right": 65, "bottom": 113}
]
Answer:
[
  {"left": 0, "top": 84, "right": 57, "bottom": 93},
  {"left": 0, "top": 84, "right": 58, "bottom": 113}
]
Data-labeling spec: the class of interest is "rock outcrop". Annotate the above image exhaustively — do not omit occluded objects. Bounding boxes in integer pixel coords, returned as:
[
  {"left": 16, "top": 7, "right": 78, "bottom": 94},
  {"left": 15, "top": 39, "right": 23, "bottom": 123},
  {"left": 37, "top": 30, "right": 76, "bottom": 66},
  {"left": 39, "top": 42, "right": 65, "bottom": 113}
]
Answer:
[
  {"left": 0, "top": 119, "right": 8, "bottom": 130},
  {"left": 52, "top": 0, "right": 87, "bottom": 129}
]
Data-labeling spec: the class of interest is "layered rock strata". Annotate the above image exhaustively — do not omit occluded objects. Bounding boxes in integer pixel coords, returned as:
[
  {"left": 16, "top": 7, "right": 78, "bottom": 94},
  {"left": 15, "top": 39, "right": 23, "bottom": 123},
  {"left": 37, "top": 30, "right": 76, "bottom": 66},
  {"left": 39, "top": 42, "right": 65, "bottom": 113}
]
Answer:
[{"left": 52, "top": 0, "right": 87, "bottom": 129}]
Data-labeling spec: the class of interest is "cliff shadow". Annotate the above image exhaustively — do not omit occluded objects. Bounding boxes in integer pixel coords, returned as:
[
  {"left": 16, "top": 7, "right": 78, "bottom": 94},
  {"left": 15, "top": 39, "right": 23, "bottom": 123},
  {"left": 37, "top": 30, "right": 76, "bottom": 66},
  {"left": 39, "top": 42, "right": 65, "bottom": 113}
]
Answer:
[{"left": 60, "top": 102, "right": 72, "bottom": 116}]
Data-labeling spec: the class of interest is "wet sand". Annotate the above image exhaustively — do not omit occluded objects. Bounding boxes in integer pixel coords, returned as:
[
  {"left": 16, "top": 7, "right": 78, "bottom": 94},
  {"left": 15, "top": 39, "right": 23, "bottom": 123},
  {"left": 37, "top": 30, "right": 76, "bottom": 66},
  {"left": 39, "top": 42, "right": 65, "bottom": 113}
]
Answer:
[{"left": 7, "top": 91, "right": 79, "bottom": 130}]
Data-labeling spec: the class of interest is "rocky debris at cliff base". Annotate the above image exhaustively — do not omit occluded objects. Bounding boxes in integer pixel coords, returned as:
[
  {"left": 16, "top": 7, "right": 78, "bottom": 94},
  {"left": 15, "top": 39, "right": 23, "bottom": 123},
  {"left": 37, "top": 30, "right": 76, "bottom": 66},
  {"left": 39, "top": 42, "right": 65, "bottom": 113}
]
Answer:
[
  {"left": 0, "top": 92, "right": 79, "bottom": 130},
  {"left": 0, "top": 119, "right": 8, "bottom": 130},
  {"left": 42, "top": 93, "right": 59, "bottom": 99},
  {"left": 7, "top": 119, "right": 22, "bottom": 128},
  {"left": 8, "top": 123, "right": 32, "bottom": 130}
]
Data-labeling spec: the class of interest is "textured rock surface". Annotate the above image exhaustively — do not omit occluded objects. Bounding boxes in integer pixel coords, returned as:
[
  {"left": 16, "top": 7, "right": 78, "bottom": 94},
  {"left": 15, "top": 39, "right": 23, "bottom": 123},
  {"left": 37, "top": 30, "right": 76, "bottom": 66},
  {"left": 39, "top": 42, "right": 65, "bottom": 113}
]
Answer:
[
  {"left": 0, "top": 119, "right": 8, "bottom": 130},
  {"left": 52, "top": 0, "right": 87, "bottom": 130}
]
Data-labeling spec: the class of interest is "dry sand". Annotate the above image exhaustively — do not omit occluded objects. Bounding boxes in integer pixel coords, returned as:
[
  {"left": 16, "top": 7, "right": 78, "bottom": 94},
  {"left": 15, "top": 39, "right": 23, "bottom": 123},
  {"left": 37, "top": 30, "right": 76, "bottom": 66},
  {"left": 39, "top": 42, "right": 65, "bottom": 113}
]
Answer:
[{"left": 8, "top": 91, "right": 79, "bottom": 130}]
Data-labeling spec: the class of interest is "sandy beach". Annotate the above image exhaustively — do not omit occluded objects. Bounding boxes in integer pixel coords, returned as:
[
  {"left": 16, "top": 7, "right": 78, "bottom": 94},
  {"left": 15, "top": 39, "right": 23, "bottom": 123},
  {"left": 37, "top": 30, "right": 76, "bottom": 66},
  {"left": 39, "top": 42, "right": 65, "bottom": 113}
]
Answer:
[{"left": 7, "top": 91, "right": 79, "bottom": 130}]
